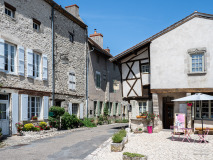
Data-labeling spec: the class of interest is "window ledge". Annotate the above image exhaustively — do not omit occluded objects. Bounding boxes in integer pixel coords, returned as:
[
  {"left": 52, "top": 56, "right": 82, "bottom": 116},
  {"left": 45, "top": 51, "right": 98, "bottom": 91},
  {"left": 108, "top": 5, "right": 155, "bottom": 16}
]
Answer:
[
  {"left": 187, "top": 72, "right": 206, "bottom": 75},
  {"left": 194, "top": 118, "right": 213, "bottom": 121},
  {"left": 5, "top": 14, "right": 16, "bottom": 21}
]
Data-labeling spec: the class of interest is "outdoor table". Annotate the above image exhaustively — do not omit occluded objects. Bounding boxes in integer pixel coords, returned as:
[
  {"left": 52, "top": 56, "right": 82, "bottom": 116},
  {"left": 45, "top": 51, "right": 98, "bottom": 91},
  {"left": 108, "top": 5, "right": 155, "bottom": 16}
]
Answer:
[{"left": 181, "top": 128, "right": 192, "bottom": 142}]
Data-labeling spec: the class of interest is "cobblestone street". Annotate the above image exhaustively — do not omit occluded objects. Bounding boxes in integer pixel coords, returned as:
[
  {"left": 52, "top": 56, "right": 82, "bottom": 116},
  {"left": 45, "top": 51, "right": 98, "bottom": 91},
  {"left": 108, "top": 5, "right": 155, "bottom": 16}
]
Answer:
[{"left": 86, "top": 130, "right": 213, "bottom": 160}]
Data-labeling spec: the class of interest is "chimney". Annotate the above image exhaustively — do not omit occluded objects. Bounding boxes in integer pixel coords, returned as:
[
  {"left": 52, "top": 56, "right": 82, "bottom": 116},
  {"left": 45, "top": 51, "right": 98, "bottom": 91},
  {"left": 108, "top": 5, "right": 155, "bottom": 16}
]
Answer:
[
  {"left": 65, "top": 4, "right": 83, "bottom": 21},
  {"left": 90, "top": 29, "right": 103, "bottom": 48},
  {"left": 105, "top": 47, "right": 110, "bottom": 53}
]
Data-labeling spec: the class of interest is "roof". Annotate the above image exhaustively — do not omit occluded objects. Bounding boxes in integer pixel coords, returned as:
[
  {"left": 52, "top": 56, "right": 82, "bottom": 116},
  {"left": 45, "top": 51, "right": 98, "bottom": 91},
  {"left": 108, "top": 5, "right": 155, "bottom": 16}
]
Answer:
[
  {"left": 43, "top": 0, "right": 87, "bottom": 29},
  {"left": 110, "top": 11, "right": 213, "bottom": 62},
  {"left": 88, "top": 38, "right": 112, "bottom": 57}
]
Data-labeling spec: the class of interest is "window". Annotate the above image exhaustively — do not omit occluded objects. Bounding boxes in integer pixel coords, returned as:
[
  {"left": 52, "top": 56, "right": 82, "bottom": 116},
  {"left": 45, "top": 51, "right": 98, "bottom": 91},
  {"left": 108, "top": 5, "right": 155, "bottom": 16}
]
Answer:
[
  {"left": 96, "top": 71, "right": 101, "bottom": 88},
  {"left": 139, "top": 101, "right": 147, "bottom": 114},
  {"left": 72, "top": 103, "right": 79, "bottom": 115},
  {"left": 28, "top": 97, "right": 41, "bottom": 119},
  {"left": 69, "top": 32, "right": 74, "bottom": 43},
  {"left": 113, "top": 80, "right": 119, "bottom": 93},
  {"left": 33, "top": 53, "right": 41, "bottom": 78},
  {"left": 4, "top": 2, "right": 16, "bottom": 18},
  {"left": 142, "top": 64, "right": 150, "bottom": 73},
  {"left": 0, "top": 103, "right": 7, "bottom": 119},
  {"left": 33, "top": 19, "right": 41, "bottom": 32},
  {"left": 191, "top": 54, "right": 204, "bottom": 73},
  {"left": 195, "top": 101, "right": 213, "bottom": 119},
  {"left": 94, "top": 101, "right": 97, "bottom": 116},
  {"left": 4, "top": 43, "right": 16, "bottom": 73},
  {"left": 0, "top": 94, "right": 8, "bottom": 100},
  {"left": 69, "top": 71, "right": 76, "bottom": 90}
]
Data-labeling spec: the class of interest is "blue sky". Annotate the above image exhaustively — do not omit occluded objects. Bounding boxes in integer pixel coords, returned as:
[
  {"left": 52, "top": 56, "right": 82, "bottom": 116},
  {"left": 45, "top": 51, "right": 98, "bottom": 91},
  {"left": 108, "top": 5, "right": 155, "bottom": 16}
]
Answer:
[{"left": 54, "top": 0, "right": 213, "bottom": 56}]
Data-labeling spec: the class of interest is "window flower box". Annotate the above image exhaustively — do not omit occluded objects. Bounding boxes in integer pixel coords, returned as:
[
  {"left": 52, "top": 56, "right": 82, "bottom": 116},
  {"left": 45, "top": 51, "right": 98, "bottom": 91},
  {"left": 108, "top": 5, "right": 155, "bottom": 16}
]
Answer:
[{"left": 31, "top": 116, "right": 38, "bottom": 121}]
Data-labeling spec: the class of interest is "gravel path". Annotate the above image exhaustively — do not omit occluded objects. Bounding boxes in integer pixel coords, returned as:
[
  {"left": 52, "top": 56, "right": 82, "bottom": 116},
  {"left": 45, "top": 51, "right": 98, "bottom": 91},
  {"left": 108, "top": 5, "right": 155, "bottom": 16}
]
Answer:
[{"left": 86, "top": 130, "right": 213, "bottom": 160}]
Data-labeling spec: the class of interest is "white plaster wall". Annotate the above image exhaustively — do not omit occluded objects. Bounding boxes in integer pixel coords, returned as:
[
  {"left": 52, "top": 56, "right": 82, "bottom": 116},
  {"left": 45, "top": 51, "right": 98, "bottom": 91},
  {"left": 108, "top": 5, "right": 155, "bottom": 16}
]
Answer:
[
  {"left": 142, "top": 74, "right": 150, "bottom": 85},
  {"left": 150, "top": 17, "right": 213, "bottom": 89}
]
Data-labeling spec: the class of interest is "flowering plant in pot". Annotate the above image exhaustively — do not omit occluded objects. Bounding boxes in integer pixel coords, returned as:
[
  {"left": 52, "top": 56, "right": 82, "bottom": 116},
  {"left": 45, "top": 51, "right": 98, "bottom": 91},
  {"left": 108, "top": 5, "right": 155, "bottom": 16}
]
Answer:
[
  {"left": 15, "top": 123, "right": 24, "bottom": 136},
  {"left": 186, "top": 101, "right": 193, "bottom": 107},
  {"left": 31, "top": 115, "right": 38, "bottom": 120},
  {"left": 145, "top": 112, "right": 159, "bottom": 133},
  {"left": 140, "top": 111, "right": 148, "bottom": 119}
]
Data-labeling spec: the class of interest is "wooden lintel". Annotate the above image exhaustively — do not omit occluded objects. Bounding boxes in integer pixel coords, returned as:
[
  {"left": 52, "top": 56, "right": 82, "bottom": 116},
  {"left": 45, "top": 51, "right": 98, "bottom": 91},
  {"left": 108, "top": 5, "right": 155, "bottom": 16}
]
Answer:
[{"left": 151, "top": 88, "right": 213, "bottom": 94}]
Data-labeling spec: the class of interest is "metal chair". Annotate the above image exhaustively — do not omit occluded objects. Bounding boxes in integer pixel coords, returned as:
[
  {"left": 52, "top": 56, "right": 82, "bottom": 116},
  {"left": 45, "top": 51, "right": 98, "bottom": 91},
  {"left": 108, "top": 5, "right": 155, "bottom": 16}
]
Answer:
[
  {"left": 170, "top": 126, "right": 181, "bottom": 141},
  {"left": 198, "top": 127, "right": 210, "bottom": 143}
]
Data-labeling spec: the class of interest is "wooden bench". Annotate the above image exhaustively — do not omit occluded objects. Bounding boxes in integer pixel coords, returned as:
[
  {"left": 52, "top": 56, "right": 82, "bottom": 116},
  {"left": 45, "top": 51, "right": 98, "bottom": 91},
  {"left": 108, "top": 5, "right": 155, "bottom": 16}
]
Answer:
[{"left": 195, "top": 128, "right": 213, "bottom": 135}]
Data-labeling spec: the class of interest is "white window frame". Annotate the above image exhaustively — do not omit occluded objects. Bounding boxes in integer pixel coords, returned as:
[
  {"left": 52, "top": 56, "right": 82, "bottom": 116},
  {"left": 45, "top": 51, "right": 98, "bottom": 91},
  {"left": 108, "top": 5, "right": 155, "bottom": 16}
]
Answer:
[
  {"left": 69, "top": 71, "right": 76, "bottom": 91},
  {"left": 28, "top": 96, "right": 41, "bottom": 120},
  {"left": 33, "top": 22, "right": 40, "bottom": 31},
  {"left": 72, "top": 103, "right": 79, "bottom": 116},
  {"left": 190, "top": 53, "right": 204, "bottom": 73},
  {"left": 95, "top": 71, "right": 101, "bottom": 89},
  {"left": 195, "top": 101, "right": 213, "bottom": 119},
  {"left": 33, "top": 53, "right": 41, "bottom": 79},
  {"left": 5, "top": 7, "right": 14, "bottom": 18},
  {"left": 4, "top": 42, "right": 16, "bottom": 74},
  {"left": 141, "top": 64, "right": 150, "bottom": 73},
  {"left": 138, "top": 101, "right": 148, "bottom": 114}
]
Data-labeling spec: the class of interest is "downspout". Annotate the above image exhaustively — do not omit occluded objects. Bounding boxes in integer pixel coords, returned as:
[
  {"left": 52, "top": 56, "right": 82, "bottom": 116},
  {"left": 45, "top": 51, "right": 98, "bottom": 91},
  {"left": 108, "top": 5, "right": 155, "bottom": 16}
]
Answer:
[{"left": 51, "top": 5, "right": 55, "bottom": 106}]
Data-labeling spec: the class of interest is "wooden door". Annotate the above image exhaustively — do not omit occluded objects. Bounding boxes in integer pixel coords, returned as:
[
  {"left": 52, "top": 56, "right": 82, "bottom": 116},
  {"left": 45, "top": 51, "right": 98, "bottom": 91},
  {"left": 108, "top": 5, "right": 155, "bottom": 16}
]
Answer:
[{"left": 163, "top": 103, "right": 174, "bottom": 129}]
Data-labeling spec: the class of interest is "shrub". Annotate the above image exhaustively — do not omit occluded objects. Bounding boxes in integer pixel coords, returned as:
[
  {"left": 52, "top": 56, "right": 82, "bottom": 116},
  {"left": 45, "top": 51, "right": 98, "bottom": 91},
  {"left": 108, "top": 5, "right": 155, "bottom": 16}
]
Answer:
[
  {"left": 138, "top": 128, "right": 142, "bottom": 131},
  {"left": 45, "top": 126, "right": 51, "bottom": 130},
  {"left": 112, "top": 133, "right": 123, "bottom": 143},
  {"left": 39, "top": 122, "right": 47, "bottom": 130},
  {"left": 24, "top": 123, "right": 34, "bottom": 131},
  {"left": 61, "top": 112, "right": 80, "bottom": 129},
  {"left": 82, "top": 118, "right": 96, "bottom": 127},
  {"left": 49, "top": 106, "right": 65, "bottom": 118},
  {"left": 48, "top": 116, "right": 60, "bottom": 128},
  {"left": 97, "top": 121, "right": 103, "bottom": 125},
  {"left": 103, "top": 104, "right": 109, "bottom": 116},
  {"left": 123, "top": 152, "right": 144, "bottom": 158},
  {"left": 115, "top": 119, "right": 129, "bottom": 123},
  {"left": 33, "top": 126, "right": 40, "bottom": 132},
  {"left": 0, "top": 127, "right": 2, "bottom": 136},
  {"left": 98, "top": 115, "right": 104, "bottom": 121},
  {"left": 119, "top": 129, "right": 127, "bottom": 137},
  {"left": 122, "top": 119, "right": 129, "bottom": 123}
]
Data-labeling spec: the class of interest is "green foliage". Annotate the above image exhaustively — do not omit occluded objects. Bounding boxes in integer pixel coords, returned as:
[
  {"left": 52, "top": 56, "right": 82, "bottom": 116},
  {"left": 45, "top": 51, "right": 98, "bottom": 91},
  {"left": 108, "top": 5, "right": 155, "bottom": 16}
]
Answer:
[
  {"left": 123, "top": 152, "right": 144, "bottom": 158},
  {"left": 115, "top": 119, "right": 129, "bottom": 123},
  {"left": 33, "top": 126, "right": 40, "bottom": 132},
  {"left": 82, "top": 118, "right": 96, "bottom": 127},
  {"left": 24, "top": 123, "right": 34, "bottom": 131},
  {"left": 138, "top": 128, "right": 142, "bottom": 131},
  {"left": 112, "top": 129, "right": 127, "bottom": 143},
  {"left": 103, "top": 104, "right": 108, "bottom": 116},
  {"left": 61, "top": 112, "right": 80, "bottom": 129},
  {"left": 49, "top": 106, "right": 65, "bottom": 118},
  {"left": 119, "top": 129, "right": 127, "bottom": 137},
  {"left": 48, "top": 116, "right": 60, "bottom": 128},
  {"left": 112, "top": 132, "right": 123, "bottom": 143},
  {"left": 98, "top": 115, "right": 104, "bottom": 121},
  {"left": 0, "top": 127, "right": 2, "bottom": 136},
  {"left": 39, "top": 122, "right": 47, "bottom": 130},
  {"left": 45, "top": 126, "right": 51, "bottom": 130}
]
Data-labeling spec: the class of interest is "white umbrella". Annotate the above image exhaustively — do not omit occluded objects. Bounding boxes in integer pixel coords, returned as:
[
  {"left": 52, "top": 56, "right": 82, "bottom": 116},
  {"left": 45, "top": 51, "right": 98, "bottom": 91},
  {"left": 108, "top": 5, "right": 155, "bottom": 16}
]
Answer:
[{"left": 172, "top": 93, "right": 213, "bottom": 132}]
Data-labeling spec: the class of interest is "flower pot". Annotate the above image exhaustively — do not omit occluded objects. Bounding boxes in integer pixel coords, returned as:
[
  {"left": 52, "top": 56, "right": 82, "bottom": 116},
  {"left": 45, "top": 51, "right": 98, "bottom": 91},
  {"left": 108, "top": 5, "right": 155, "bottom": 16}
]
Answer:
[{"left": 147, "top": 126, "right": 152, "bottom": 134}]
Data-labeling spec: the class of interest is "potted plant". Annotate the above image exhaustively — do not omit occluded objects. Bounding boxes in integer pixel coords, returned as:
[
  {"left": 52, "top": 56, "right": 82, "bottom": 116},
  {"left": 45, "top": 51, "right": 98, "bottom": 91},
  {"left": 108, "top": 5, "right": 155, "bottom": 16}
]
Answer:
[
  {"left": 15, "top": 123, "right": 24, "bottom": 136},
  {"left": 134, "top": 128, "right": 143, "bottom": 134},
  {"left": 140, "top": 112, "right": 148, "bottom": 119},
  {"left": 145, "top": 112, "right": 159, "bottom": 134},
  {"left": 111, "top": 129, "right": 127, "bottom": 152},
  {"left": 186, "top": 101, "right": 193, "bottom": 107},
  {"left": 31, "top": 115, "right": 38, "bottom": 120}
]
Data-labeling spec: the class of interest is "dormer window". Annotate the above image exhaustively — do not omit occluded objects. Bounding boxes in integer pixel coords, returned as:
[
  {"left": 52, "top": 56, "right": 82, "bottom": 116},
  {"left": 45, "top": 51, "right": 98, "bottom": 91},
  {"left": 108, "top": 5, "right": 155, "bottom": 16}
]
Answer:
[
  {"left": 33, "top": 19, "right": 41, "bottom": 32},
  {"left": 4, "top": 2, "right": 16, "bottom": 18}
]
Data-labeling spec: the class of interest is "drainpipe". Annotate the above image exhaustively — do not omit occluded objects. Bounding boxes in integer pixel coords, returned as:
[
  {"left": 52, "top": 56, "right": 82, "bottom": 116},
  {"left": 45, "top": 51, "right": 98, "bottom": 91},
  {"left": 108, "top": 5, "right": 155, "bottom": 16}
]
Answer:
[
  {"left": 51, "top": 5, "right": 55, "bottom": 106},
  {"left": 86, "top": 40, "right": 94, "bottom": 118}
]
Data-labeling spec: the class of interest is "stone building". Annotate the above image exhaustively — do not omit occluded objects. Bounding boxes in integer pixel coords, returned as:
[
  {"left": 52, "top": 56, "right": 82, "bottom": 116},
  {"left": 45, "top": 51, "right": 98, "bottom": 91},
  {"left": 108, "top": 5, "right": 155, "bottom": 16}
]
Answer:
[
  {"left": 87, "top": 30, "right": 127, "bottom": 120},
  {"left": 0, "top": 0, "right": 87, "bottom": 135},
  {"left": 111, "top": 11, "right": 213, "bottom": 132}
]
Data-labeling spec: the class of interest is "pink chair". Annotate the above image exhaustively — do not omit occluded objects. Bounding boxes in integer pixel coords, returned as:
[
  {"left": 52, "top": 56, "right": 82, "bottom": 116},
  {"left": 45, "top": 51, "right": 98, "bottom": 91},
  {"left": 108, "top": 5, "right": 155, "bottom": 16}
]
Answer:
[
  {"left": 181, "top": 128, "right": 192, "bottom": 143},
  {"left": 170, "top": 126, "right": 181, "bottom": 141},
  {"left": 198, "top": 127, "right": 210, "bottom": 143}
]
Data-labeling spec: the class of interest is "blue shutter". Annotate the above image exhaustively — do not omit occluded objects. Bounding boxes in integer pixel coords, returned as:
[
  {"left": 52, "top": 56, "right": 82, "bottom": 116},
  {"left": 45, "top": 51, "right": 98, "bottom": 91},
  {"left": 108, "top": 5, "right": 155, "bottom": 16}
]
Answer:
[
  {"left": 68, "top": 102, "right": 72, "bottom": 115},
  {"left": 27, "top": 49, "right": 33, "bottom": 77},
  {"left": 0, "top": 39, "right": 5, "bottom": 71},
  {"left": 80, "top": 103, "right": 83, "bottom": 119},
  {"left": 42, "top": 54, "right": 48, "bottom": 80},
  {"left": 21, "top": 94, "right": 28, "bottom": 121},
  {"left": 43, "top": 96, "right": 49, "bottom": 119},
  {"left": 12, "top": 93, "right": 19, "bottom": 134},
  {"left": 18, "top": 46, "right": 25, "bottom": 76}
]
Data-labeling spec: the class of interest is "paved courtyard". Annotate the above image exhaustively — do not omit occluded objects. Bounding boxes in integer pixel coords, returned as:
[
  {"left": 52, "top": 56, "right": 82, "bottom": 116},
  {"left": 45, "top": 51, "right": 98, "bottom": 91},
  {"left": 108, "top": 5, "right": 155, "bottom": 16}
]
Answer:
[{"left": 86, "top": 130, "right": 213, "bottom": 160}]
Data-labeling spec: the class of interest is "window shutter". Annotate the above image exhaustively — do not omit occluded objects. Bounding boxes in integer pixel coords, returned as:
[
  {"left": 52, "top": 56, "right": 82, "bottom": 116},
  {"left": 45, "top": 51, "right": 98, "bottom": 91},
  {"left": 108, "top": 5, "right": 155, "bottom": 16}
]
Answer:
[
  {"left": 68, "top": 102, "right": 72, "bottom": 115},
  {"left": 27, "top": 49, "right": 33, "bottom": 77},
  {"left": 80, "top": 103, "right": 83, "bottom": 119},
  {"left": 21, "top": 94, "right": 28, "bottom": 121},
  {"left": 113, "top": 102, "right": 116, "bottom": 116},
  {"left": 73, "top": 72, "right": 76, "bottom": 90},
  {"left": 148, "top": 100, "right": 153, "bottom": 113},
  {"left": 0, "top": 39, "right": 5, "bottom": 71},
  {"left": 18, "top": 46, "right": 25, "bottom": 76},
  {"left": 42, "top": 54, "right": 48, "bottom": 80},
  {"left": 97, "top": 101, "right": 100, "bottom": 116},
  {"left": 68, "top": 73, "right": 72, "bottom": 90},
  {"left": 12, "top": 93, "right": 19, "bottom": 134},
  {"left": 43, "top": 96, "right": 49, "bottom": 119},
  {"left": 118, "top": 103, "right": 121, "bottom": 115}
]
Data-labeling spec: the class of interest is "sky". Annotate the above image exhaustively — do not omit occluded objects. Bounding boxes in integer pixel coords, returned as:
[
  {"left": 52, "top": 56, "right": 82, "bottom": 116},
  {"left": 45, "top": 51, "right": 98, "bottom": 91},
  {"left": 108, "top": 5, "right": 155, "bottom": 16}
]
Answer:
[{"left": 54, "top": 0, "right": 213, "bottom": 56}]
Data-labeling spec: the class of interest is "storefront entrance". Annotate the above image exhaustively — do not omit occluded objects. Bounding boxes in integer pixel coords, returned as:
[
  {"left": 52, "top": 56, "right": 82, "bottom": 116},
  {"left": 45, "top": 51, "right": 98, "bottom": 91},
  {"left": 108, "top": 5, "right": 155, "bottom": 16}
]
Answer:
[
  {"left": 163, "top": 97, "right": 174, "bottom": 129},
  {"left": 0, "top": 94, "right": 10, "bottom": 135}
]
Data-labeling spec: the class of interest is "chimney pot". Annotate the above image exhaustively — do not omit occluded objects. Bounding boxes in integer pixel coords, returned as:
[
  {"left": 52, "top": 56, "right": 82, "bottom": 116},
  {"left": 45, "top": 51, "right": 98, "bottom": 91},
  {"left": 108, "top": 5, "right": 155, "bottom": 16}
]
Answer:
[
  {"left": 105, "top": 48, "right": 110, "bottom": 53},
  {"left": 89, "top": 29, "right": 103, "bottom": 48}
]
